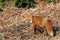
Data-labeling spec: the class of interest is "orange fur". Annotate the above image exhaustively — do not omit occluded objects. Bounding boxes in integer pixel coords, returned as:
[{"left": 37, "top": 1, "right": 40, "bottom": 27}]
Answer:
[
  {"left": 22, "top": 13, "right": 53, "bottom": 36},
  {"left": 32, "top": 16, "right": 53, "bottom": 36}
]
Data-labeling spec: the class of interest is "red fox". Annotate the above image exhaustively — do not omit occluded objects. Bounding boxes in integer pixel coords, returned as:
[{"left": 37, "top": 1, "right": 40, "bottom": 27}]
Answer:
[
  {"left": 21, "top": 13, "right": 53, "bottom": 36},
  {"left": 32, "top": 16, "right": 53, "bottom": 36}
]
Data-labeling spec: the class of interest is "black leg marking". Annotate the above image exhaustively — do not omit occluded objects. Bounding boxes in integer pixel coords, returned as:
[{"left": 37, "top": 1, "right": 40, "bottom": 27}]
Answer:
[{"left": 34, "top": 26, "right": 36, "bottom": 34}]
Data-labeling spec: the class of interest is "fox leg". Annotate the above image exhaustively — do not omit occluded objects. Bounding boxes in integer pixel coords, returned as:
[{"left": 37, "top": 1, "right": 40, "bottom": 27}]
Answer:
[
  {"left": 32, "top": 22, "right": 37, "bottom": 34},
  {"left": 45, "top": 20, "right": 54, "bottom": 36},
  {"left": 34, "top": 26, "right": 37, "bottom": 34}
]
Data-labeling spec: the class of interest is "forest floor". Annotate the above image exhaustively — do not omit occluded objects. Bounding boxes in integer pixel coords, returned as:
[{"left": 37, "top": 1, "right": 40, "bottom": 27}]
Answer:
[{"left": 0, "top": 2, "right": 60, "bottom": 40}]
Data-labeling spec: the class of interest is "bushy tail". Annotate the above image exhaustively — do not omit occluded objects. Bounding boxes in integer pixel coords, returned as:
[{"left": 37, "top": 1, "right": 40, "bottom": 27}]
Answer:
[{"left": 45, "top": 19, "right": 53, "bottom": 36}]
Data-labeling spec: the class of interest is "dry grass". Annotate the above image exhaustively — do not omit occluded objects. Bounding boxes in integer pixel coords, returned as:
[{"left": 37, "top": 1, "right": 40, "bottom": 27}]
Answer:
[{"left": 0, "top": 2, "right": 60, "bottom": 40}]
